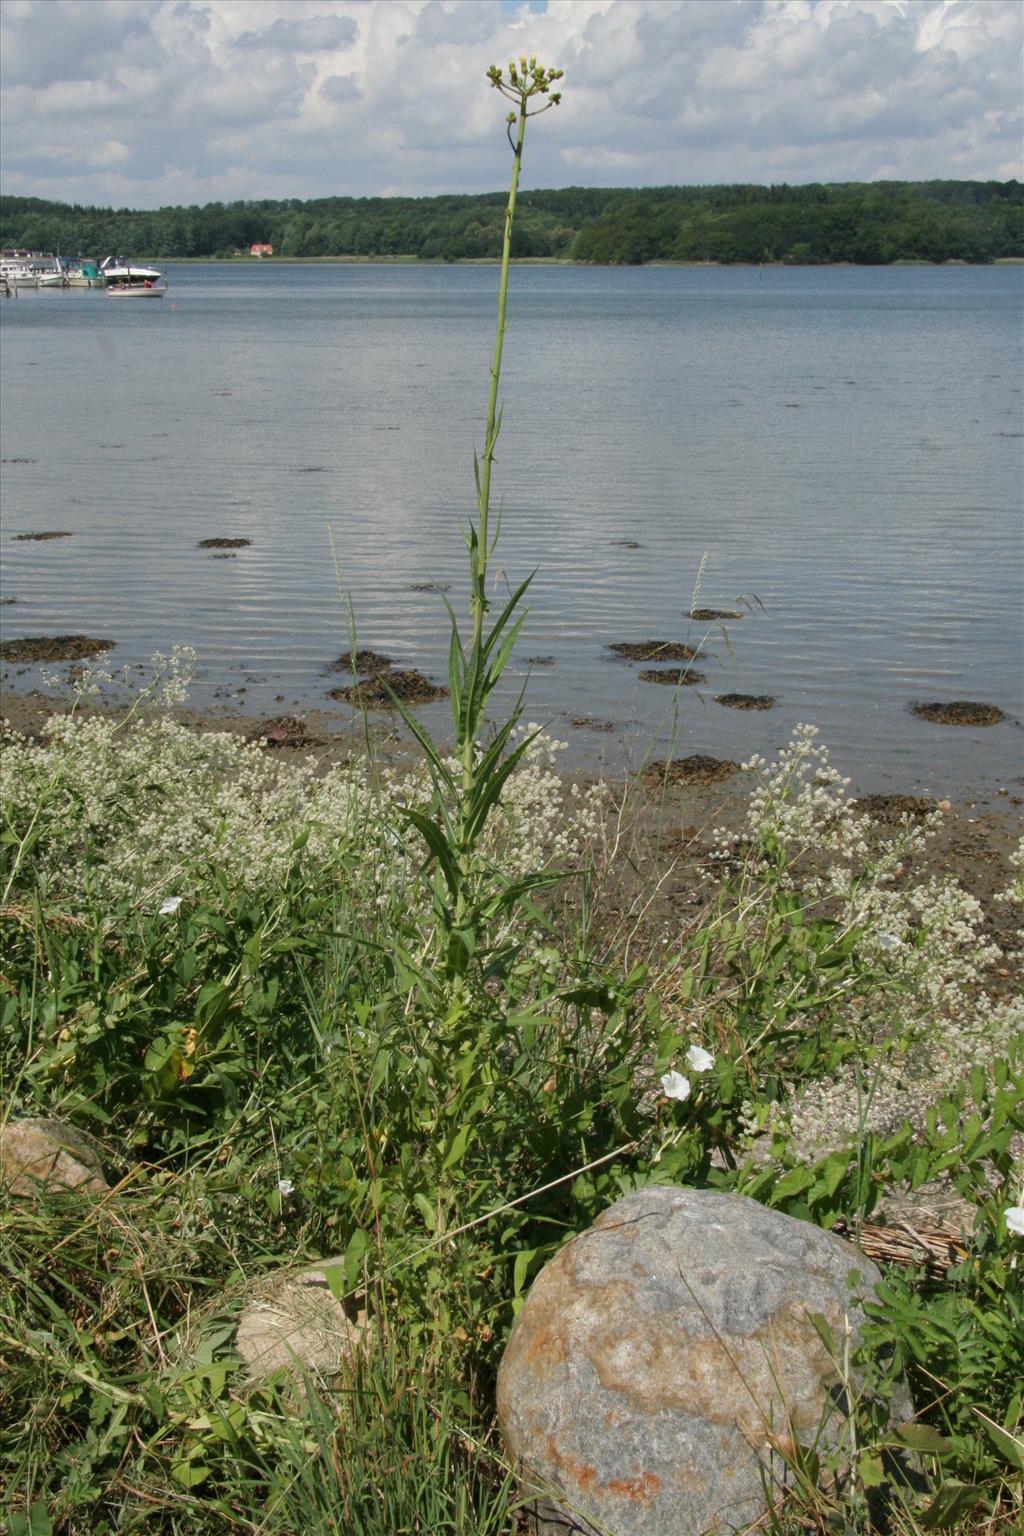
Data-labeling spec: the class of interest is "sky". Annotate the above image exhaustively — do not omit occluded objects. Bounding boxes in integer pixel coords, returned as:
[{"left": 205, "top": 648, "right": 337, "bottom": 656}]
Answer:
[{"left": 1, "top": 0, "right": 1020, "bottom": 208}]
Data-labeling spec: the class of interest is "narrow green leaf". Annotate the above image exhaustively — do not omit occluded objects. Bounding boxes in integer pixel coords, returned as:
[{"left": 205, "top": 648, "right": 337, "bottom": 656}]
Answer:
[
  {"left": 971, "top": 1407, "right": 1024, "bottom": 1471},
  {"left": 513, "top": 1247, "right": 537, "bottom": 1296},
  {"left": 401, "top": 808, "right": 460, "bottom": 899},
  {"left": 442, "top": 1123, "right": 471, "bottom": 1172}
]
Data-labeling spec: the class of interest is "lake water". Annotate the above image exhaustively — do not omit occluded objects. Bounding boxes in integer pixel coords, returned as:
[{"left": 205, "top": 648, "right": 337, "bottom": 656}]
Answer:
[{"left": 1, "top": 261, "right": 1022, "bottom": 796}]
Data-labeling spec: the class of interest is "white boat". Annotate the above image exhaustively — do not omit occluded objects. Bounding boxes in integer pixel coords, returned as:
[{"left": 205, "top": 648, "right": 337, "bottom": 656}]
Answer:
[
  {"left": 99, "top": 256, "right": 164, "bottom": 286},
  {"left": 1, "top": 260, "right": 41, "bottom": 288},
  {"left": 1, "top": 251, "right": 65, "bottom": 288},
  {"left": 106, "top": 281, "right": 168, "bottom": 298},
  {"left": 65, "top": 261, "right": 105, "bottom": 289}
]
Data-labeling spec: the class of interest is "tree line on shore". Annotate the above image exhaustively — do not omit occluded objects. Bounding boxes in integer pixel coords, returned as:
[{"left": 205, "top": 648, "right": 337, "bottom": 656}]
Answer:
[{"left": 1, "top": 179, "right": 1020, "bottom": 264}]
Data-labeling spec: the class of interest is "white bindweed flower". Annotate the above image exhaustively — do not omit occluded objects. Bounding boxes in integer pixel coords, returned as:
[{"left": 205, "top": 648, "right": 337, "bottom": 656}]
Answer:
[
  {"left": 159, "top": 895, "right": 183, "bottom": 915},
  {"left": 1005, "top": 1206, "right": 1024, "bottom": 1237},
  {"left": 277, "top": 1178, "right": 295, "bottom": 1198},
  {"left": 876, "top": 931, "right": 903, "bottom": 950},
  {"left": 660, "top": 1071, "right": 691, "bottom": 1102},
  {"left": 685, "top": 1044, "right": 715, "bottom": 1073}
]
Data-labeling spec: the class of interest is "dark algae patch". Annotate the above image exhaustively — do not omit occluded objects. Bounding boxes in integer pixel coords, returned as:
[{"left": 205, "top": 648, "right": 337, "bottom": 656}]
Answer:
[
  {"left": 0, "top": 636, "right": 114, "bottom": 663},
  {"left": 690, "top": 608, "right": 743, "bottom": 622},
  {"left": 715, "top": 693, "right": 775, "bottom": 711},
  {"left": 639, "top": 667, "right": 705, "bottom": 686},
  {"left": 610, "top": 640, "right": 698, "bottom": 662},
  {"left": 331, "top": 649, "right": 394, "bottom": 675},
  {"left": 331, "top": 669, "right": 448, "bottom": 707},
  {"left": 248, "top": 716, "right": 322, "bottom": 750},
  {"left": 911, "top": 701, "right": 1006, "bottom": 727},
  {"left": 639, "top": 754, "right": 740, "bottom": 787},
  {"left": 856, "top": 794, "right": 938, "bottom": 823},
  {"left": 14, "top": 531, "right": 73, "bottom": 542},
  {"left": 197, "top": 537, "right": 252, "bottom": 549}
]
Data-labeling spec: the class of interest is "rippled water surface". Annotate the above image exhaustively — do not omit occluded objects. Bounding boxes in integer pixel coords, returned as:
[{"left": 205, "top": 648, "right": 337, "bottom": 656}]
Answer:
[{"left": 2, "top": 261, "right": 1022, "bottom": 793}]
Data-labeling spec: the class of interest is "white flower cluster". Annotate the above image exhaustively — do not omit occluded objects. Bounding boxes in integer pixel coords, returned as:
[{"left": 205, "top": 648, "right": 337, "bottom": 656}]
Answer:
[
  {"left": 733, "top": 724, "right": 871, "bottom": 864},
  {"left": 1, "top": 710, "right": 604, "bottom": 935},
  {"left": 787, "top": 993, "right": 1024, "bottom": 1162},
  {"left": 2, "top": 714, "right": 378, "bottom": 911},
  {"left": 692, "top": 726, "right": 1023, "bottom": 1167}
]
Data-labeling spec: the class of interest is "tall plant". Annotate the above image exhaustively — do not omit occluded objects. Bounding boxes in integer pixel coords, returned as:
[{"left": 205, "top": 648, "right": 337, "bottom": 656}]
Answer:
[{"left": 394, "top": 58, "right": 564, "bottom": 993}]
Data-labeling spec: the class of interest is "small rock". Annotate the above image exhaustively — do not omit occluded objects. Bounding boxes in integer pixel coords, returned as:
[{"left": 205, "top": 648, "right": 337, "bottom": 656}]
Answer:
[
  {"left": 498, "top": 1185, "right": 910, "bottom": 1536},
  {"left": 0, "top": 1117, "right": 109, "bottom": 1196},
  {"left": 235, "top": 1257, "right": 366, "bottom": 1384}
]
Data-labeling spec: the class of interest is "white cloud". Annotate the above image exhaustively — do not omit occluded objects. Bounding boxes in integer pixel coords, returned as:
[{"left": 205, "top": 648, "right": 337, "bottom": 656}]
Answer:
[{"left": 0, "top": 0, "right": 1019, "bottom": 206}]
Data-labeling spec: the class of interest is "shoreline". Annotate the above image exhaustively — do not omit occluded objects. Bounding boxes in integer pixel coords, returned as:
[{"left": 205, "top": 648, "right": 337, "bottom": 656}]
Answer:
[
  {"left": 3, "top": 682, "right": 1020, "bottom": 965},
  {"left": 119, "top": 255, "right": 1024, "bottom": 268}
]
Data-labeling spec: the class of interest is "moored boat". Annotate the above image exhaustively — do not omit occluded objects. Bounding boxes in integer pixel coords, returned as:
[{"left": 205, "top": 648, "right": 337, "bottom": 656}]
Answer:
[
  {"left": 106, "top": 281, "right": 168, "bottom": 298},
  {"left": 65, "top": 261, "right": 105, "bottom": 288},
  {"left": 99, "top": 256, "right": 164, "bottom": 287}
]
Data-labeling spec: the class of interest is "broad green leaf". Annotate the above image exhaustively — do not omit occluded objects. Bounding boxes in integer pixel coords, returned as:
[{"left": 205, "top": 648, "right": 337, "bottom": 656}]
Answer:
[
  {"left": 893, "top": 1422, "right": 955, "bottom": 1455},
  {"left": 918, "top": 1480, "right": 985, "bottom": 1530},
  {"left": 770, "top": 1165, "right": 815, "bottom": 1203},
  {"left": 413, "top": 1191, "right": 437, "bottom": 1232},
  {"left": 821, "top": 1150, "right": 850, "bottom": 1198}
]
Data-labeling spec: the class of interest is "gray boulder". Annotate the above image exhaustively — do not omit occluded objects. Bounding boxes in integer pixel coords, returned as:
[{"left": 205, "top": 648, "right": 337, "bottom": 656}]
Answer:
[
  {"left": 236, "top": 1257, "right": 366, "bottom": 1385},
  {"left": 497, "top": 1185, "right": 908, "bottom": 1535},
  {"left": 0, "top": 1116, "right": 109, "bottom": 1196}
]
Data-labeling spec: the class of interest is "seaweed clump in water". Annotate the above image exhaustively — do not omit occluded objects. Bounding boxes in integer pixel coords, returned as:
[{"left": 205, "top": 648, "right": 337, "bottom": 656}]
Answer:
[
  {"left": 715, "top": 693, "right": 775, "bottom": 711},
  {"left": 911, "top": 701, "right": 1005, "bottom": 727},
  {"left": 638, "top": 667, "right": 705, "bottom": 686},
  {"left": 331, "top": 650, "right": 394, "bottom": 675},
  {"left": 610, "top": 640, "right": 698, "bottom": 662},
  {"left": 638, "top": 755, "right": 740, "bottom": 787},
  {"left": 0, "top": 635, "right": 114, "bottom": 663},
  {"left": 331, "top": 670, "right": 448, "bottom": 708}
]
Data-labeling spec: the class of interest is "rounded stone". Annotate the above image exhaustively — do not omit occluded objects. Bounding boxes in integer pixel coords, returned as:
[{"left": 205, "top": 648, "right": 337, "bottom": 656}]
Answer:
[
  {"left": 497, "top": 1185, "right": 905, "bottom": 1536},
  {"left": 235, "top": 1257, "right": 366, "bottom": 1385},
  {"left": 0, "top": 1116, "right": 109, "bottom": 1196}
]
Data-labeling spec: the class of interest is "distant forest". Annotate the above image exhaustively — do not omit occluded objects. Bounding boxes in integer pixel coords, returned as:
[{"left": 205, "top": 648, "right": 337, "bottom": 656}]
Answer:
[{"left": 2, "top": 181, "right": 1021, "bottom": 264}]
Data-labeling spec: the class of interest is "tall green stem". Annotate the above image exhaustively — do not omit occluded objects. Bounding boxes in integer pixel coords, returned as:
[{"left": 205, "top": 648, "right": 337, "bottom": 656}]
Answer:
[
  {"left": 473, "top": 105, "right": 526, "bottom": 662},
  {"left": 396, "top": 60, "right": 562, "bottom": 979}
]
